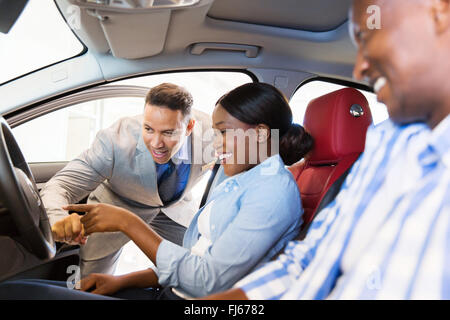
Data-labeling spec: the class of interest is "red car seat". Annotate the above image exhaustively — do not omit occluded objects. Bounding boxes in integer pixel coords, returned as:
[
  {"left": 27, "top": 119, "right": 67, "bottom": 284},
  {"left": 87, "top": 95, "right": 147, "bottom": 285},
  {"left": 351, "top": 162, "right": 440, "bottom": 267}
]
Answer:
[{"left": 289, "top": 88, "right": 373, "bottom": 238}]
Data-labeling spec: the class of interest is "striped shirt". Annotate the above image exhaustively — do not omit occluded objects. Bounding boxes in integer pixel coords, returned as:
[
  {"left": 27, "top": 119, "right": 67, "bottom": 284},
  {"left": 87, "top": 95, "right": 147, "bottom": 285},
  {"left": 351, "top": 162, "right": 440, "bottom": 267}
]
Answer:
[{"left": 235, "top": 115, "right": 450, "bottom": 300}]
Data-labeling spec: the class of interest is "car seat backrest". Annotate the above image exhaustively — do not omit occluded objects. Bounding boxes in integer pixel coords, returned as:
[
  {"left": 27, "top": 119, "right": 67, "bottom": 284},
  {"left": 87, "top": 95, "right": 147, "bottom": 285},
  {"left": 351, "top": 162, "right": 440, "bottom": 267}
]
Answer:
[{"left": 289, "top": 88, "right": 373, "bottom": 238}]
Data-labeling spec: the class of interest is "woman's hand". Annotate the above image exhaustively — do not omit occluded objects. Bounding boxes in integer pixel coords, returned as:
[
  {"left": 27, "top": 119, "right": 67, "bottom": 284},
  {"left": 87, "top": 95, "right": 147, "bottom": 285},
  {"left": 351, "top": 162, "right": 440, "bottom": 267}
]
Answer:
[
  {"left": 79, "top": 273, "right": 125, "bottom": 296},
  {"left": 63, "top": 203, "right": 136, "bottom": 236},
  {"left": 65, "top": 203, "right": 162, "bottom": 264}
]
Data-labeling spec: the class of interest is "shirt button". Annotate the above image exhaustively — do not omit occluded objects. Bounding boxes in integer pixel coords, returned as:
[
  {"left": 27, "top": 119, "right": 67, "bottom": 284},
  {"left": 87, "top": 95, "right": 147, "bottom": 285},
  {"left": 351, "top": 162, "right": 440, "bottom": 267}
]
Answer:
[
  {"left": 224, "top": 188, "right": 230, "bottom": 192},
  {"left": 211, "top": 225, "right": 216, "bottom": 230},
  {"left": 233, "top": 186, "right": 238, "bottom": 191}
]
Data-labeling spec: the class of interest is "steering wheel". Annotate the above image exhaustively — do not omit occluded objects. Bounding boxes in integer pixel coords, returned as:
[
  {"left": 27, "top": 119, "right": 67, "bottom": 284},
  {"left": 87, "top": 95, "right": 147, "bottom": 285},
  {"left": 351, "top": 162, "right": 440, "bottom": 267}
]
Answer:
[{"left": 0, "top": 117, "right": 55, "bottom": 260}]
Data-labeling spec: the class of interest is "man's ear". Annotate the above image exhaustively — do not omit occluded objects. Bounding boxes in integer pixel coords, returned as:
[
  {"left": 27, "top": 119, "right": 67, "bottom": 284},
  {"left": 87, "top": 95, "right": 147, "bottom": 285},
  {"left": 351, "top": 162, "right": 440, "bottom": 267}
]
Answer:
[
  {"left": 432, "top": 0, "right": 450, "bottom": 34},
  {"left": 186, "top": 118, "right": 195, "bottom": 136}
]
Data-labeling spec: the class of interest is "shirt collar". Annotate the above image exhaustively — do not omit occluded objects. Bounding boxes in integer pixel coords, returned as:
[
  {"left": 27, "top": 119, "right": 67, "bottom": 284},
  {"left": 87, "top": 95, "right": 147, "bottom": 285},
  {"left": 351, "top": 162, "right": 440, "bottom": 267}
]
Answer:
[
  {"left": 221, "top": 154, "right": 284, "bottom": 188},
  {"left": 428, "top": 114, "right": 450, "bottom": 168}
]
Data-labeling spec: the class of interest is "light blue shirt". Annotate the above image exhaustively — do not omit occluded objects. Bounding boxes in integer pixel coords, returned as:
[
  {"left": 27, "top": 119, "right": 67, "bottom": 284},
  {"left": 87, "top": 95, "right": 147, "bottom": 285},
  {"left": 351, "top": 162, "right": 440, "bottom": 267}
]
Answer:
[
  {"left": 236, "top": 115, "right": 450, "bottom": 300},
  {"left": 153, "top": 154, "right": 303, "bottom": 297}
]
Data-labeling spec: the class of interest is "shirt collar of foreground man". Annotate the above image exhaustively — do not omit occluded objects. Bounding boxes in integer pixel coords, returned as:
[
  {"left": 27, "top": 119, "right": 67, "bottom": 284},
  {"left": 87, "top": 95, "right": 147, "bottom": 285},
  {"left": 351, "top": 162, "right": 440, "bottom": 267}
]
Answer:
[{"left": 204, "top": 0, "right": 450, "bottom": 300}]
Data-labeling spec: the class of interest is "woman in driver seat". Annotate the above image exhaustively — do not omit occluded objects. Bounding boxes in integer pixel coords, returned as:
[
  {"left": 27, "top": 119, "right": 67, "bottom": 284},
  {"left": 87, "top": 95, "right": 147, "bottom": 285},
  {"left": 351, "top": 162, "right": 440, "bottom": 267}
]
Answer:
[{"left": 0, "top": 83, "right": 313, "bottom": 300}]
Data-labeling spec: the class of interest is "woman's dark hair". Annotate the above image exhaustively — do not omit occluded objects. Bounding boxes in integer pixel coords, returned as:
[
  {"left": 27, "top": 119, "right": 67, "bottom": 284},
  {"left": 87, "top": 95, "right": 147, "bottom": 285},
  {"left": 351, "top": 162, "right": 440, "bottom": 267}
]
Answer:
[{"left": 216, "top": 82, "right": 313, "bottom": 165}]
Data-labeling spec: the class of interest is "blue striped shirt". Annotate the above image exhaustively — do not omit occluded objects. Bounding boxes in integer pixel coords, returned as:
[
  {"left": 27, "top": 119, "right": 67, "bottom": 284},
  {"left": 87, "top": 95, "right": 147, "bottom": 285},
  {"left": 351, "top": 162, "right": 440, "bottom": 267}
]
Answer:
[{"left": 235, "top": 115, "right": 450, "bottom": 300}]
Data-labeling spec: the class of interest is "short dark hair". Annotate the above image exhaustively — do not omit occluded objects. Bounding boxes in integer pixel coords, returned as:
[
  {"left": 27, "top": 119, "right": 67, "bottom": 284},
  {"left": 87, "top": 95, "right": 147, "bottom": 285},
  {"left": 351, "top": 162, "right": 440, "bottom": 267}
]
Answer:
[
  {"left": 216, "top": 82, "right": 314, "bottom": 165},
  {"left": 145, "top": 83, "right": 193, "bottom": 117}
]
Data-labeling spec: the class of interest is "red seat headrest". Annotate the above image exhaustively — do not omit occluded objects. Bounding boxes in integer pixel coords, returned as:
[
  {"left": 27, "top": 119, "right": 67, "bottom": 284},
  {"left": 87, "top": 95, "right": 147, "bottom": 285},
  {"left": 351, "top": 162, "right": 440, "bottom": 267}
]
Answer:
[{"left": 303, "top": 88, "right": 373, "bottom": 164}]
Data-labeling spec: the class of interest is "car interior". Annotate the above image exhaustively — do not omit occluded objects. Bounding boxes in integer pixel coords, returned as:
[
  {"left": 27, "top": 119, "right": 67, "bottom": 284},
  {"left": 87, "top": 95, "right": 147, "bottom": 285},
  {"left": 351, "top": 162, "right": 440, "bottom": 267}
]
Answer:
[
  {"left": 0, "top": 0, "right": 385, "bottom": 293},
  {"left": 290, "top": 88, "right": 373, "bottom": 239}
]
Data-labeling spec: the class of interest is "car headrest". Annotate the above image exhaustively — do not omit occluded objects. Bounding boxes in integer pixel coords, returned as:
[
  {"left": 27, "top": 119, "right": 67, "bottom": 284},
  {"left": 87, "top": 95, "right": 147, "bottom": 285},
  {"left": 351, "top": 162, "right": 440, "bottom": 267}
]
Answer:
[{"left": 303, "top": 88, "right": 373, "bottom": 164}]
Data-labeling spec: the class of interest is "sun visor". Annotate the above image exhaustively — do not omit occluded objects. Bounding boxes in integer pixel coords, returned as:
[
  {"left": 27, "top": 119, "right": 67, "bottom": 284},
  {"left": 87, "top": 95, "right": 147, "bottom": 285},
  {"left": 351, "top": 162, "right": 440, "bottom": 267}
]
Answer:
[
  {"left": 72, "top": 0, "right": 199, "bottom": 11},
  {"left": 96, "top": 9, "right": 171, "bottom": 59},
  {"left": 67, "top": 0, "right": 200, "bottom": 59}
]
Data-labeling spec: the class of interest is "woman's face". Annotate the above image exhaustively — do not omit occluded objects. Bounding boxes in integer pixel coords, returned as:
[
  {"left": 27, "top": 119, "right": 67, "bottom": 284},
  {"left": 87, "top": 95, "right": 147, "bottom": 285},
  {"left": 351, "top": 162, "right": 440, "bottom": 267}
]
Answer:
[{"left": 212, "top": 104, "right": 259, "bottom": 177}]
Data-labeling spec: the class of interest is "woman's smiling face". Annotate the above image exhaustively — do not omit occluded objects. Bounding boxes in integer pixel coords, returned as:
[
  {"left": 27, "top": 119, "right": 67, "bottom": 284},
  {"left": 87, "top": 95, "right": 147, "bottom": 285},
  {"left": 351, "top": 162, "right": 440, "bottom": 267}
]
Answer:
[{"left": 212, "top": 104, "right": 259, "bottom": 177}]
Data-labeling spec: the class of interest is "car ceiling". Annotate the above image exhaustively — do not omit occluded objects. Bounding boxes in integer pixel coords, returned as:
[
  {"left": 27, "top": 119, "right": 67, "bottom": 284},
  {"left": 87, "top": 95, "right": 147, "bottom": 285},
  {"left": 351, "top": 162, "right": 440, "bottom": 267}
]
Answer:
[
  {"left": 208, "top": 0, "right": 352, "bottom": 32},
  {"left": 58, "top": 0, "right": 356, "bottom": 73},
  {"left": 1, "top": 0, "right": 360, "bottom": 116}
]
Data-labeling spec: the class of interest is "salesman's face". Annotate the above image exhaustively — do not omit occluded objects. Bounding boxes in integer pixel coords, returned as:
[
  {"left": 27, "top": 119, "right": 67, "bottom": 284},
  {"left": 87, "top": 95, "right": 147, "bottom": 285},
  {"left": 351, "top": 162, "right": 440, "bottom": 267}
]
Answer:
[{"left": 142, "top": 104, "right": 194, "bottom": 164}]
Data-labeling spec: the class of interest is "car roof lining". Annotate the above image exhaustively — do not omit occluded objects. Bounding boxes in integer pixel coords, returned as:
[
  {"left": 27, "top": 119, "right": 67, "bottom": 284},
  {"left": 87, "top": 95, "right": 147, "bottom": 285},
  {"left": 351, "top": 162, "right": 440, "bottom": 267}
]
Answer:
[
  {"left": 1, "top": 0, "right": 362, "bottom": 114},
  {"left": 207, "top": 0, "right": 352, "bottom": 32},
  {"left": 56, "top": 0, "right": 357, "bottom": 67}
]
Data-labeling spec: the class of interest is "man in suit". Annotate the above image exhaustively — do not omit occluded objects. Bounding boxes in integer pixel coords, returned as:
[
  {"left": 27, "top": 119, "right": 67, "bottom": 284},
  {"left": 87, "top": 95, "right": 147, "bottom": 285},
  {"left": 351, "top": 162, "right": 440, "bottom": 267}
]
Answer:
[{"left": 42, "top": 83, "right": 214, "bottom": 277}]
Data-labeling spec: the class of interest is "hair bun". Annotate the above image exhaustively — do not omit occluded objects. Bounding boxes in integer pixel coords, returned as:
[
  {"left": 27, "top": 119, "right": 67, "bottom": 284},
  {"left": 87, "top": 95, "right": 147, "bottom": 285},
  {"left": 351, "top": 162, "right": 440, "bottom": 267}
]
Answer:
[{"left": 279, "top": 123, "right": 314, "bottom": 165}]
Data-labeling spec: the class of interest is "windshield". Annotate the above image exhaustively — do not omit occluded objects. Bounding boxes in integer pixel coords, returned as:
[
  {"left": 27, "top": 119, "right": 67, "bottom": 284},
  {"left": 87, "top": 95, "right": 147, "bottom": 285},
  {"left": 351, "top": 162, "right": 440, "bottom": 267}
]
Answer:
[{"left": 0, "top": 0, "right": 84, "bottom": 85}]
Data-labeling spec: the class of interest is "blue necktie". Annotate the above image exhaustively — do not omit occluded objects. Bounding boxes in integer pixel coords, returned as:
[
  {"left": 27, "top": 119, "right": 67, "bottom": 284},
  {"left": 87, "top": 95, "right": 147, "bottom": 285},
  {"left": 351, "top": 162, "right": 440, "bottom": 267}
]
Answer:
[{"left": 157, "top": 160, "right": 177, "bottom": 203}]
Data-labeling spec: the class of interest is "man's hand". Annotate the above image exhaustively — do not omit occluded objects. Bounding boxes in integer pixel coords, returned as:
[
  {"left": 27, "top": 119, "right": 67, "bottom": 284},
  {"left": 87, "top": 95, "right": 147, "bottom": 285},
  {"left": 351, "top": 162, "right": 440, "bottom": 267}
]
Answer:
[
  {"left": 79, "top": 273, "right": 125, "bottom": 296},
  {"left": 51, "top": 213, "right": 87, "bottom": 245}
]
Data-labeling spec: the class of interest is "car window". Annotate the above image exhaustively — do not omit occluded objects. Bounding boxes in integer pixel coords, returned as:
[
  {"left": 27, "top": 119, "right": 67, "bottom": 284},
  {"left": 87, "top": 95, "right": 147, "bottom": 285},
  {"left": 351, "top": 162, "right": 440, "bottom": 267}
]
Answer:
[
  {"left": 289, "top": 80, "right": 389, "bottom": 125},
  {"left": 12, "top": 71, "right": 252, "bottom": 163},
  {"left": 12, "top": 97, "right": 145, "bottom": 163},
  {"left": 0, "top": 0, "right": 84, "bottom": 84},
  {"left": 107, "top": 71, "right": 253, "bottom": 115}
]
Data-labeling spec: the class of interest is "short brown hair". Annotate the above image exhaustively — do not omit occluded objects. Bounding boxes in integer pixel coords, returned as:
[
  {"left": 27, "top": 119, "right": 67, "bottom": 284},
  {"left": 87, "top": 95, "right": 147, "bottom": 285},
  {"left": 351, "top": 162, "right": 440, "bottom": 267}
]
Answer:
[{"left": 145, "top": 83, "right": 193, "bottom": 117}]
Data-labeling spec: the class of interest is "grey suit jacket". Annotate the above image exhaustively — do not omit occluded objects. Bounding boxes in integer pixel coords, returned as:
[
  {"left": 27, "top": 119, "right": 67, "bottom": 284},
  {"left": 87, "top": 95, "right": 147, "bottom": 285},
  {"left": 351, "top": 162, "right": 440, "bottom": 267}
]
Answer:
[{"left": 41, "top": 109, "right": 214, "bottom": 228}]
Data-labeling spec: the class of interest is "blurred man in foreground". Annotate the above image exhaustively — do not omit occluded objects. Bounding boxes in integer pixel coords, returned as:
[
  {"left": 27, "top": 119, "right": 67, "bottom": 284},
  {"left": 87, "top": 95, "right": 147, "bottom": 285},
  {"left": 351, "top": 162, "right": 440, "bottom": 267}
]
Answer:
[{"left": 205, "top": 0, "right": 450, "bottom": 299}]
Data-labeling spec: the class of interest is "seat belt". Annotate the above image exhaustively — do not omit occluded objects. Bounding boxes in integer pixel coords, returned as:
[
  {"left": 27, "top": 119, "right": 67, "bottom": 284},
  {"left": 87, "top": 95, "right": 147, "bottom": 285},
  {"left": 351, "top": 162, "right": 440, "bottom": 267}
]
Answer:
[{"left": 199, "top": 163, "right": 220, "bottom": 208}]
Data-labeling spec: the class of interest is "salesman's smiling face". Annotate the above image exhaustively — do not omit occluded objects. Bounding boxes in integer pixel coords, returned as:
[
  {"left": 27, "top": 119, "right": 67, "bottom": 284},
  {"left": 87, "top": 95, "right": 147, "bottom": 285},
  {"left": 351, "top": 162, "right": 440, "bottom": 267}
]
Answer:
[{"left": 142, "top": 104, "right": 194, "bottom": 164}]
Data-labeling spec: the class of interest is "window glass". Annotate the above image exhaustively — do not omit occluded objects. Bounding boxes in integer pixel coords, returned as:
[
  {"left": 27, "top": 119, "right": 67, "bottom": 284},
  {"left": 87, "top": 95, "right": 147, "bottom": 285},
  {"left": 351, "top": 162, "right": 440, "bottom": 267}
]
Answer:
[
  {"left": 12, "top": 97, "right": 145, "bottom": 163},
  {"left": 0, "top": 0, "right": 84, "bottom": 84},
  {"left": 290, "top": 80, "right": 389, "bottom": 125},
  {"left": 108, "top": 71, "right": 253, "bottom": 115}
]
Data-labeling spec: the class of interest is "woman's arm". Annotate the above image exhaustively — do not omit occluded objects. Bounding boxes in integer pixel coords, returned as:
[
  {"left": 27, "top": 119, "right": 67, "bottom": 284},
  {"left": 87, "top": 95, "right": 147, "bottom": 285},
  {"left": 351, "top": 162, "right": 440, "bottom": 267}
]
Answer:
[
  {"left": 120, "top": 212, "right": 163, "bottom": 264},
  {"left": 117, "top": 268, "right": 160, "bottom": 289},
  {"left": 63, "top": 203, "right": 162, "bottom": 264}
]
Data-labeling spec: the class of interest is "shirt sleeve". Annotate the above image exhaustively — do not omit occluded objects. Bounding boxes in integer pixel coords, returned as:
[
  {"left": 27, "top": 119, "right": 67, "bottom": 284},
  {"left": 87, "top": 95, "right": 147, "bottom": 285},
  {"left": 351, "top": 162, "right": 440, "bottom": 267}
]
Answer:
[
  {"left": 40, "top": 128, "right": 114, "bottom": 226},
  {"left": 234, "top": 203, "right": 338, "bottom": 300},
  {"left": 155, "top": 177, "right": 302, "bottom": 297},
  {"left": 234, "top": 241, "right": 306, "bottom": 300}
]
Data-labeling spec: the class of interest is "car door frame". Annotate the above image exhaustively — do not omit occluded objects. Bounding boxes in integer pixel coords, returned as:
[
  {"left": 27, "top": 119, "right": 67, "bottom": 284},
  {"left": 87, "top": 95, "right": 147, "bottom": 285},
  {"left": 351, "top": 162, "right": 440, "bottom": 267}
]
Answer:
[
  {"left": 1, "top": 85, "right": 149, "bottom": 282},
  {"left": 7, "top": 85, "right": 150, "bottom": 188}
]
